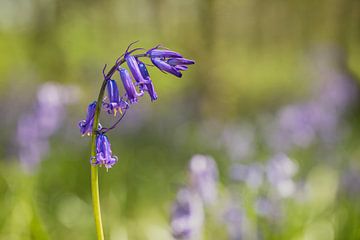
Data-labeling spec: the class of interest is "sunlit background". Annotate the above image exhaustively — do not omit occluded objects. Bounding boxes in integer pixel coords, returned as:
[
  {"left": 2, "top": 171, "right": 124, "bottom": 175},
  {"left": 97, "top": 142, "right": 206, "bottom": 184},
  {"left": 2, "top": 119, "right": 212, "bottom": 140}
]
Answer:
[{"left": 0, "top": 0, "right": 360, "bottom": 239}]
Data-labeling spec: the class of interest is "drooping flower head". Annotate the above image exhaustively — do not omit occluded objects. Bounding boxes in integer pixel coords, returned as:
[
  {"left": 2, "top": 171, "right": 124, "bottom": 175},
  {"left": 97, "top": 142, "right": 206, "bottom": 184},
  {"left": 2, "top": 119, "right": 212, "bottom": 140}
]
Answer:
[
  {"left": 137, "top": 60, "right": 157, "bottom": 101},
  {"left": 147, "top": 46, "right": 183, "bottom": 58},
  {"left": 103, "top": 79, "right": 128, "bottom": 116},
  {"left": 78, "top": 101, "right": 97, "bottom": 136},
  {"left": 147, "top": 46, "right": 195, "bottom": 78},
  {"left": 78, "top": 42, "right": 195, "bottom": 172},
  {"left": 118, "top": 67, "right": 144, "bottom": 104},
  {"left": 93, "top": 133, "right": 118, "bottom": 169},
  {"left": 151, "top": 58, "right": 183, "bottom": 77}
]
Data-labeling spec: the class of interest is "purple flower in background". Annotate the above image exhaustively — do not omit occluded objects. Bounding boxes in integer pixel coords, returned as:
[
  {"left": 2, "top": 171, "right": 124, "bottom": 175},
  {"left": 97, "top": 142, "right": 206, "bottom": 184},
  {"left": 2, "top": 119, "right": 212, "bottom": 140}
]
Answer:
[
  {"left": 78, "top": 101, "right": 97, "bottom": 136},
  {"left": 17, "top": 82, "right": 78, "bottom": 171},
  {"left": 171, "top": 188, "right": 204, "bottom": 240},
  {"left": 92, "top": 134, "right": 118, "bottom": 170},
  {"left": 118, "top": 67, "right": 144, "bottom": 104},
  {"left": 138, "top": 61, "right": 158, "bottom": 101},
  {"left": 223, "top": 201, "right": 246, "bottom": 240},
  {"left": 266, "top": 153, "right": 298, "bottom": 198},
  {"left": 189, "top": 154, "right": 219, "bottom": 204},
  {"left": 255, "top": 197, "right": 282, "bottom": 221},
  {"left": 103, "top": 80, "right": 128, "bottom": 115}
]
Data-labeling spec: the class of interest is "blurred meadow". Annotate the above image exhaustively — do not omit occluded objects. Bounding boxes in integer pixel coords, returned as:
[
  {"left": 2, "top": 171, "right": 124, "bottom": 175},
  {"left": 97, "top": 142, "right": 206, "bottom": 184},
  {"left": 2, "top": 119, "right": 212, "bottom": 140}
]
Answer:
[{"left": 1, "top": 0, "right": 360, "bottom": 239}]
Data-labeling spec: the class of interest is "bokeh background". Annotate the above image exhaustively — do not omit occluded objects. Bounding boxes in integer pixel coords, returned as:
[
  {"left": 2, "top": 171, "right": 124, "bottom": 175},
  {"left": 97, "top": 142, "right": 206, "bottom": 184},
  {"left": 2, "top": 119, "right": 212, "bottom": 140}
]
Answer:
[{"left": 0, "top": 0, "right": 360, "bottom": 239}]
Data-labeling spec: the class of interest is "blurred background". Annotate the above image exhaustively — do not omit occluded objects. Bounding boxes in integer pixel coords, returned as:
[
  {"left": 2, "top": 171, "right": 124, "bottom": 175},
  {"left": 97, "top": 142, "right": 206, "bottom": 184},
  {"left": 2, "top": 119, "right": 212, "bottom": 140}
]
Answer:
[{"left": 0, "top": 0, "right": 360, "bottom": 239}]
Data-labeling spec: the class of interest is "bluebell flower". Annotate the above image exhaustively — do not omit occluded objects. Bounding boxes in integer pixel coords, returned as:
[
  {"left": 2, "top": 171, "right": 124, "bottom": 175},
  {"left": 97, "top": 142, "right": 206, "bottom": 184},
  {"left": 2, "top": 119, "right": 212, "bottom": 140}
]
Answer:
[
  {"left": 93, "top": 133, "right": 118, "bottom": 169},
  {"left": 147, "top": 47, "right": 183, "bottom": 58},
  {"left": 175, "top": 65, "right": 188, "bottom": 71},
  {"left": 125, "top": 54, "right": 149, "bottom": 84},
  {"left": 151, "top": 58, "right": 182, "bottom": 78},
  {"left": 167, "top": 58, "right": 195, "bottom": 66},
  {"left": 78, "top": 101, "right": 97, "bottom": 136},
  {"left": 104, "top": 79, "right": 128, "bottom": 115},
  {"left": 138, "top": 61, "right": 158, "bottom": 101},
  {"left": 118, "top": 67, "right": 144, "bottom": 104}
]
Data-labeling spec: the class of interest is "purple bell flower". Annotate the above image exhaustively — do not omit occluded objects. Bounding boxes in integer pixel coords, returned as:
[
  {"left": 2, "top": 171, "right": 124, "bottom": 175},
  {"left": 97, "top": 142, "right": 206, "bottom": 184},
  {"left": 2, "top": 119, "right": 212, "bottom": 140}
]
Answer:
[
  {"left": 151, "top": 58, "right": 182, "bottom": 78},
  {"left": 147, "top": 47, "right": 183, "bottom": 59},
  {"left": 167, "top": 58, "right": 195, "bottom": 66},
  {"left": 125, "top": 54, "right": 149, "bottom": 84},
  {"left": 92, "top": 134, "right": 118, "bottom": 170},
  {"left": 138, "top": 61, "right": 158, "bottom": 101},
  {"left": 104, "top": 79, "right": 128, "bottom": 116},
  {"left": 118, "top": 67, "right": 144, "bottom": 104},
  {"left": 175, "top": 65, "right": 188, "bottom": 71},
  {"left": 78, "top": 101, "right": 97, "bottom": 136}
]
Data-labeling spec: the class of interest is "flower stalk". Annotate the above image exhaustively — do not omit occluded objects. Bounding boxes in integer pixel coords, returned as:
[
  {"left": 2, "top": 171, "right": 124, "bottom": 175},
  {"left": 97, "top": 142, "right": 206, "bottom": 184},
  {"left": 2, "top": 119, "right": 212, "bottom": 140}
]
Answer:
[{"left": 79, "top": 43, "right": 194, "bottom": 239}]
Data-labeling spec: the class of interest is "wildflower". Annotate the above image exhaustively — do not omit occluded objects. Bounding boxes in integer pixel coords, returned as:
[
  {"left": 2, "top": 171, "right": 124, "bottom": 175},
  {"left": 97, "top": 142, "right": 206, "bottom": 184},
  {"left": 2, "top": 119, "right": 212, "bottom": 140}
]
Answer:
[
  {"left": 147, "top": 47, "right": 183, "bottom": 58},
  {"left": 175, "top": 65, "right": 188, "bottom": 71},
  {"left": 167, "top": 58, "right": 195, "bottom": 66},
  {"left": 138, "top": 61, "right": 157, "bottom": 101},
  {"left": 118, "top": 67, "right": 144, "bottom": 104},
  {"left": 151, "top": 58, "right": 183, "bottom": 78},
  {"left": 103, "top": 80, "right": 128, "bottom": 115},
  {"left": 189, "top": 155, "right": 218, "bottom": 204},
  {"left": 171, "top": 188, "right": 204, "bottom": 239},
  {"left": 79, "top": 101, "right": 97, "bottom": 136},
  {"left": 92, "top": 134, "right": 118, "bottom": 169},
  {"left": 125, "top": 54, "right": 149, "bottom": 84}
]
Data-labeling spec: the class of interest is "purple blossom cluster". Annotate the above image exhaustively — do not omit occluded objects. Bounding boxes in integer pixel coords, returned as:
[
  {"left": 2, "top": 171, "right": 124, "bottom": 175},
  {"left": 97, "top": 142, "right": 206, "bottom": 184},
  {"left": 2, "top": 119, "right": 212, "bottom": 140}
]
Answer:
[
  {"left": 17, "top": 83, "right": 78, "bottom": 171},
  {"left": 78, "top": 43, "right": 194, "bottom": 170},
  {"left": 171, "top": 155, "right": 218, "bottom": 239}
]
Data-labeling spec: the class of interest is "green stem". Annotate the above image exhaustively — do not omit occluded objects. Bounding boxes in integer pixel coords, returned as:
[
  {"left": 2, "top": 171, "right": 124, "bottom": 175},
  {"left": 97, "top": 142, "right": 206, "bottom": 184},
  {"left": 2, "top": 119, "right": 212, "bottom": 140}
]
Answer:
[
  {"left": 89, "top": 53, "right": 147, "bottom": 239},
  {"left": 90, "top": 79, "right": 107, "bottom": 240}
]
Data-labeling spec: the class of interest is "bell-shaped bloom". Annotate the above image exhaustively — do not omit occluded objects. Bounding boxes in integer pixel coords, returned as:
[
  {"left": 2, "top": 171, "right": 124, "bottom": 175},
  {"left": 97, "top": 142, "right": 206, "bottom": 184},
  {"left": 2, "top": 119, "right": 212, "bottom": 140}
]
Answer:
[
  {"left": 92, "top": 134, "right": 118, "bottom": 169},
  {"left": 147, "top": 48, "right": 183, "bottom": 59},
  {"left": 175, "top": 65, "right": 188, "bottom": 71},
  {"left": 118, "top": 68, "right": 143, "bottom": 104},
  {"left": 78, "top": 101, "right": 97, "bottom": 136},
  {"left": 104, "top": 80, "right": 128, "bottom": 115},
  {"left": 138, "top": 61, "right": 158, "bottom": 101},
  {"left": 151, "top": 58, "right": 182, "bottom": 78},
  {"left": 167, "top": 58, "right": 195, "bottom": 66},
  {"left": 125, "top": 54, "right": 149, "bottom": 84}
]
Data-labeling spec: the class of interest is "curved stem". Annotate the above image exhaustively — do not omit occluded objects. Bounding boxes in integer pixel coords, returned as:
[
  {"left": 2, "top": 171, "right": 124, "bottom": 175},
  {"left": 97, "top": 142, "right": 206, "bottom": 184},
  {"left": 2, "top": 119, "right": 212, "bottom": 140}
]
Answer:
[
  {"left": 89, "top": 52, "right": 148, "bottom": 240},
  {"left": 90, "top": 79, "right": 107, "bottom": 240}
]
